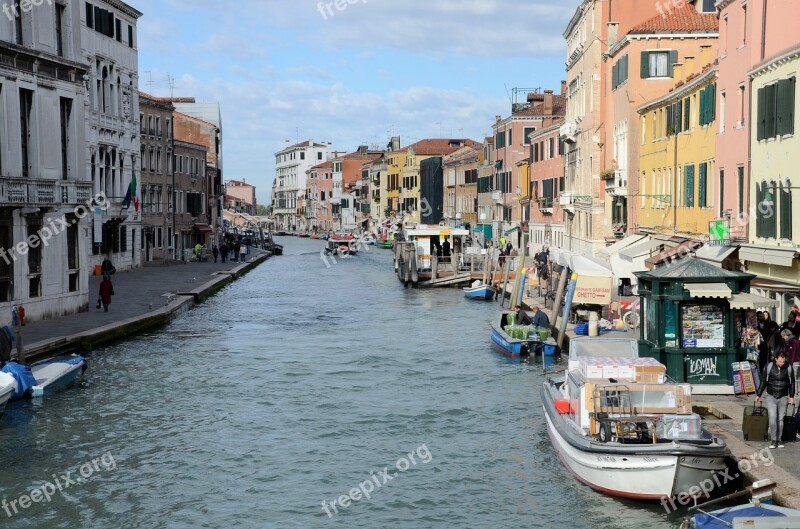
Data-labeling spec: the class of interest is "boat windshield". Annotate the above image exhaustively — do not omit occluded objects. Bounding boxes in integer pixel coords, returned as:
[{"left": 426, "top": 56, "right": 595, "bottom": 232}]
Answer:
[
  {"left": 568, "top": 339, "right": 638, "bottom": 370},
  {"left": 594, "top": 383, "right": 692, "bottom": 415}
]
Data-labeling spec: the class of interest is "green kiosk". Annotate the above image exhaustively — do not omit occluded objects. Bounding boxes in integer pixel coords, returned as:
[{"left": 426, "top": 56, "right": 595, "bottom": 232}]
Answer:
[{"left": 634, "top": 258, "right": 776, "bottom": 387}]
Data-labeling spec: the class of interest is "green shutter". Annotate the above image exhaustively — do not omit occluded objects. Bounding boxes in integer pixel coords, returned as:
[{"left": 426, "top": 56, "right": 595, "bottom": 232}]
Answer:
[
  {"left": 777, "top": 78, "right": 795, "bottom": 136},
  {"left": 666, "top": 105, "right": 674, "bottom": 135},
  {"left": 710, "top": 83, "right": 716, "bottom": 122},
  {"left": 768, "top": 183, "right": 778, "bottom": 239},
  {"left": 698, "top": 163, "right": 707, "bottom": 207},
  {"left": 668, "top": 50, "right": 679, "bottom": 78},
  {"left": 622, "top": 54, "right": 629, "bottom": 83},
  {"left": 641, "top": 52, "right": 650, "bottom": 79},
  {"left": 699, "top": 87, "right": 706, "bottom": 126},
  {"left": 757, "top": 87, "right": 766, "bottom": 140},
  {"left": 755, "top": 182, "right": 763, "bottom": 238},
  {"left": 684, "top": 165, "right": 695, "bottom": 207},
  {"left": 612, "top": 63, "right": 619, "bottom": 89},
  {"left": 676, "top": 101, "right": 683, "bottom": 133},
  {"left": 780, "top": 185, "right": 793, "bottom": 240},
  {"left": 766, "top": 83, "right": 777, "bottom": 139},
  {"left": 684, "top": 97, "right": 691, "bottom": 130}
]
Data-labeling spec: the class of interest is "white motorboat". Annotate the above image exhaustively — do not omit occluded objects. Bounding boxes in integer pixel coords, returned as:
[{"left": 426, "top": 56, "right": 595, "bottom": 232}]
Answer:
[
  {"left": 2, "top": 355, "right": 87, "bottom": 400},
  {"left": 542, "top": 338, "right": 729, "bottom": 500},
  {"left": 0, "top": 371, "right": 15, "bottom": 415}
]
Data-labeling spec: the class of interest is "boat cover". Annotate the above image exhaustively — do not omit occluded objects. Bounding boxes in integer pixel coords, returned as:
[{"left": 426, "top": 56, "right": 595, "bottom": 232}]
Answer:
[
  {"left": 35, "top": 355, "right": 85, "bottom": 367},
  {"left": 1, "top": 363, "right": 36, "bottom": 399},
  {"left": 693, "top": 506, "right": 786, "bottom": 529}
]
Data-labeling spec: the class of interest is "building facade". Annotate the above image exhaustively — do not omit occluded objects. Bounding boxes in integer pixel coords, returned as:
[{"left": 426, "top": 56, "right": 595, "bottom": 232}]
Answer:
[
  {"left": 273, "top": 140, "right": 331, "bottom": 232},
  {"left": 173, "top": 140, "right": 209, "bottom": 258},
  {"left": 0, "top": 0, "right": 92, "bottom": 320},
  {"left": 443, "top": 146, "right": 481, "bottom": 228},
  {"left": 138, "top": 93, "right": 173, "bottom": 261},
  {"left": 82, "top": 0, "right": 142, "bottom": 272},
  {"left": 225, "top": 180, "right": 256, "bottom": 216},
  {"left": 528, "top": 123, "right": 566, "bottom": 252}
]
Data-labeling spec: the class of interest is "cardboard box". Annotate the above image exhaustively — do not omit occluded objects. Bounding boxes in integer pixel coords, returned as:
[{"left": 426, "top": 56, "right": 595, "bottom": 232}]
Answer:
[
  {"left": 617, "top": 365, "right": 635, "bottom": 380},
  {"left": 638, "top": 372, "right": 666, "bottom": 384},
  {"left": 602, "top": 365, "right": 620, "bottom": 379}
]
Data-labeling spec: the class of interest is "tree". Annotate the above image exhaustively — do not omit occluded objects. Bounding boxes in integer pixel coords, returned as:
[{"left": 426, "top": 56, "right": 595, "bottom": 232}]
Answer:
[{"left": 256, "top": 204, "right": 271, "bottom": 216}]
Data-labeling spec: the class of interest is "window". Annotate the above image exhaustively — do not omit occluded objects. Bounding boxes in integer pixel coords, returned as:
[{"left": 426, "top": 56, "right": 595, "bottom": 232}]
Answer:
[
  {"left": 742, "top": 5, "right": 747, "bottom": 46},
  {"left": 495, "top": 130, "right": 506, "bottom": 149},
  {"left": 317, "top": 152, "right": 323, "bottom": 160},
  {"left": 115, "top": 18, "right": 121, "bottom": 42},
  {"left": 698, "top": 162, "right": 707, "bottom": 208},
  {"left": 120, "top": 226, "right": 127, "bottom": 252},
  {"left": 641, "top": 51, "right": 677, "bottom": 78},
  {"left": 128, "top": 24, "right": 133, "bottom": 47},
  {"left": 699, "top": 83, "right": 717, "bottom": 126},
  {"left": 523, "top": 127, "right": 536, "bottom": 145},
  {"left": 300, "top": 152, "right": 305, "bottom": 160},
  {"left": 757, "top": 78, "right": 795, "bottom": 140},
  {"left": 719, "top": 168, "right": 725, "bottom": 218},
  {"left": 756, "top": 181, "right": 777, "bottom": 239},
  {"left": 67, "top": 218, "right": 79, "bottom": 292},
  {"left": 56, "top": 4, "right": 66, "bottom": 57},
  {"left": 86, "top": 2, "right": 94, "bottom": 28},
  {"left": 14, "top": 1, "right": 24, "bottom": 45},
  {"left": 720, "top": 91, "right": 726, "bottom": 133},
  {"left": 156, "top": 117, "right": 161, "bottom": 136},
  {"left": 507, "top": 129, "right": 512, "bottom": 146},
  {"left": 612, "top": 54, "right": 629, "bottom": 90},
  {"left": 780, "top": 183, "right": 793, "bottom": 240},
  {"left": 27, "top": 218, "right": 42, "bottom": 298},
  {"left": 683, "top": 97, "right": 691, "bottom": 131},
  {"left": 684, "top": 165, "right": 695, "bottom": 207},
  {"left": 60, "top": 98, "right": 72, "bottom": 180},
  {"left": 19, "top": 88, "right": 33, "bottom": 178},
  {"left": 701, "top": 0, "right": 715, "bottom": 11},
  {"left": 737, "top": 166, "right": 745, "bottom": 217}
]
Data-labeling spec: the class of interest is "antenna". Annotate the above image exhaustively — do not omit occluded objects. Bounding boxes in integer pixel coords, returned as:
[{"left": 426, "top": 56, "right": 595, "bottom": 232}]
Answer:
[
  {"left": 167, "top": 74, "right": 175, "bottom": 98},
  {"left": 144, "top": 70, "right": 153, "bottom": 93}
]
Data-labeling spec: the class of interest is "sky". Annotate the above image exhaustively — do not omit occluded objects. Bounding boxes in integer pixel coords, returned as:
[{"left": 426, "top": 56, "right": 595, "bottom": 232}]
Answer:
[{"left": 135, "top": 0, "right": 581, "bottom": 204}]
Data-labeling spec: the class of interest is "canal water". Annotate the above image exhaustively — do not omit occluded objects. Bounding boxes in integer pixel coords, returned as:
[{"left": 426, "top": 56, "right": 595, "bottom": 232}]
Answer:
[{"left": 0, "top": 238, "right": 687, "bottom": 528}]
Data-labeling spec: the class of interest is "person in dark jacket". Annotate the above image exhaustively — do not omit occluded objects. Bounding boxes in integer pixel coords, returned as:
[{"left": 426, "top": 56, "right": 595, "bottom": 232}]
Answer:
[
  {"left": 781, "top": 330, "right": 800, "bottom": 393},
  {"left": 759, "top": 312, "right": 780, "bottom": 371},
  {"left": 100, "top": 257, "right": 115, "bottom": 276},
  {"left": 530, "top": 306, "right": 550, "bottom": 329},
  {"left": 756, "top": 351, "right": 796, "bottom": 448}
]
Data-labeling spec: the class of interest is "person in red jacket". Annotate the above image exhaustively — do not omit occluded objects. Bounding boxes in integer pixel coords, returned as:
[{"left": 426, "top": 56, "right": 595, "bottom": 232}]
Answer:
[{"left": 99, "top": 274, "right": 114, "bottom": 312}]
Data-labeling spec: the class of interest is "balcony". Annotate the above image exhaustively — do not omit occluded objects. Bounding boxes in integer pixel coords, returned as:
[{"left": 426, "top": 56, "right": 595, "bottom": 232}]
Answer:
[
  {"left": 560, "top": 120, "right": 578, "bottom": 143},
  {"left": 605, "top": 170, "right": 628, "bottom": 197},
  {"left": 0, "top": 178, "right": 94, "bottom": 206},
  {"left": 536, "top": 197, "right": 554, "bottom": 214},
  {"left": 492, "top": 190, "right": 503, "bottom": 204}
]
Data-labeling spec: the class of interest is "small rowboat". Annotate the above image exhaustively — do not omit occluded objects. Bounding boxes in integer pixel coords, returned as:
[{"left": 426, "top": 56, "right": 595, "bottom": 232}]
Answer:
[
  {"left": 375, "top": 239, "right": 393, "bottom": 249},
  {"left": 464, "top": 283, "right": 495, "bottom": 301},
  {"left": 2, "top": 355, "right": 87, "bottom": 399}
]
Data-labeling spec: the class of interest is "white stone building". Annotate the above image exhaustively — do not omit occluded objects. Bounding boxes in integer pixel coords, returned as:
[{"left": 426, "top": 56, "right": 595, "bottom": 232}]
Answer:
[
  {"left": 82, "top": 0, "right": 142, "bottom": 272},
  {"left": 0, "top": 0, "right": 94, "bottom": 321},
  {"left": 273, "top": 140, "right": 331, "bottom": 231}
]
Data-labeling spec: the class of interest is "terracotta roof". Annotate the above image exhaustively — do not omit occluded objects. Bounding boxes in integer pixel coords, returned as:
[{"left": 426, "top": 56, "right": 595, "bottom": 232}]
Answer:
[
  {"left": 400, "top": 138, "right": 482, "bottom": 156},
  {"left": 341, "top": 151, "right": 383, "bottom": 160},
  {"left": 310, "top": 161, "right": 333, "bottom": 171},
  {"left": 139, "top": 92, "right": 196, "bottom": 103},
  {"left": 514, "top": 95, "right": 567, "bottom": 117},
  {"left": 629, "top": 4, "right": 719, "bottom": 34}
]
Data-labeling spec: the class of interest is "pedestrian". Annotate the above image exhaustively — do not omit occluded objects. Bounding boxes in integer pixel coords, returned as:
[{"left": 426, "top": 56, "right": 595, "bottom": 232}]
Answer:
[
  {"left": 760, "top": 312, "right": 780, "bottom": 370},
  {"left": 239, "top": 242, "right": 247, "bottom": 263},
  {"left": 98, "top": 274, "right": 114, "bottom": 312},
  {"left": 442, "top": 239, "right": 451, "bottom": 262},
  {"left": 781, "top": 330, "right": 800, "bottom": 391},
  {"left": 220, "top": 242, "right": 228, "bottom": 263},
  {"left": 212, "top": 245, "right": 219, "bottom": 263},
  {"left": 232, "top": 241, "right": 239, "bottom": 262},
  {"left": 101, "top": 256, "right": 116, "bottom": 276},
  {"left": 756, "top": 351, "right": 796, "bottom": 448}
]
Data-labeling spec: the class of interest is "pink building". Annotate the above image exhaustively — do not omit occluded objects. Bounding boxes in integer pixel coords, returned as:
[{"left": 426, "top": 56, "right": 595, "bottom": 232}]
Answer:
[
  {"left": 716, "top": 0, "right": 800, "bottom": 238},
  {"left": 528, "top": 121, "right": 566, "bottom": 251},
  {"left": 307, "top": 161, "right": 334, "bottom": 232}
]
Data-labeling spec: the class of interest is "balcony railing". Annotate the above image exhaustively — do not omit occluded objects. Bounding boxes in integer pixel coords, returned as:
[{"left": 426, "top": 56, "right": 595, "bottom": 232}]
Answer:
[{"left": 0, "top": 178, "right": 94, "bottom": 206}]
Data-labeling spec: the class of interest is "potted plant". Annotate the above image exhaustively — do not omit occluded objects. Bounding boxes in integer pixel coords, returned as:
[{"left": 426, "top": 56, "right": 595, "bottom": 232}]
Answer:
[{"left": 600, "top": 169, "right": 616, "bottom": 180}]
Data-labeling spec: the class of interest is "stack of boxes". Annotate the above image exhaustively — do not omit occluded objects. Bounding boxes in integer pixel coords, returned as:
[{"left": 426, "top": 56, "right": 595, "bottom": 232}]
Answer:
[{"left": 578, "top": 357, "right": 667, "bottom": 384}]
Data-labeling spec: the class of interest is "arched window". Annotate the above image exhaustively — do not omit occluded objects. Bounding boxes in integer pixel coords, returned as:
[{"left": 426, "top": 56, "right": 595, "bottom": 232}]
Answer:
[{"left": 101, "top": 67, "right": 109, "bottom": 114}]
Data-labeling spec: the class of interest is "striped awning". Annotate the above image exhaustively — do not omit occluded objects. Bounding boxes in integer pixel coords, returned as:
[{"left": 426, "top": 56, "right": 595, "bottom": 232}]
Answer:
[{"left": 684, "top": 283, "right": 732, "bottom": 298}]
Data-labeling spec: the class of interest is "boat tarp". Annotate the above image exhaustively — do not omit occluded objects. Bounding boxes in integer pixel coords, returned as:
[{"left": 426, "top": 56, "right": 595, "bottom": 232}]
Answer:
[
  {"left": 1, "top": 362, "right": 35, "bottom": 399},
  {"left": 692, "top": 506, "right": 789, "bottom": 529},
  {"left": 35, "top": 355, "right": 85, "bottom": 367}
]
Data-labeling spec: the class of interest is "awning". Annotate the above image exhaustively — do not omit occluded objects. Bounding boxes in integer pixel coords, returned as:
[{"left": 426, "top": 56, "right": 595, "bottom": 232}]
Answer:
[
  {"left": 694, "top": 244, "right": 738, "bottom": 264},
  {"left": 750, "top": 277, "right": 800, "bottom": 297},
  {"left": 569, "top": 255, "right": 613, "bottom": 277},
  {"left": 473, "top": 224, "right": 492, "bottom": 240},
  {"left": 598, "top": 233, "right": 647, "bottom": 257},
  {"left": 504, "top": 226, "right": 520, "bottom": 236},
  {"left": 193, "top": 224, "right": 213, "bottom": 233},
  {"left": 739, "top": 245, "right": 798, "bottom": 267},
  {"left": 684, "top": 283, "right": 732, "bottom": 298},
  {"left": 645, "top": 239, "right": 703, "bottom": 269},
  {"left": 729, "top": 292, "right": 780, "bottom": 309},
  {"left": 619, "top": 238, "right": 671, "bottom": 261}
]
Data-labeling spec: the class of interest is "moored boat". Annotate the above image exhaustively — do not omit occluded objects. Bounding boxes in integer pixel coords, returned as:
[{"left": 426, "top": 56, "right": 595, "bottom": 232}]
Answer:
[
  {"left": 542, "top": 338, "right": 729, "bottom": 501},
  {"left": 0, "top": 371, "right": 15, "bottom": 415},
  {"left": 464, "top": 282, "right": 495, "bottom": 301},
  {"left": 490, "top": 310, "right": 547, "bottom": 357},
  {"left": 375, "top": 239, "right": 393, "bottom": 249},
  {"left": 325, "top": 238, "right": 359, "bottom": 256},
  {"left": 2, "top": 355, "right": 87, "bottom": 399},
  {"left": 680, "top": 479, "right": 800, "bottom": 528}
]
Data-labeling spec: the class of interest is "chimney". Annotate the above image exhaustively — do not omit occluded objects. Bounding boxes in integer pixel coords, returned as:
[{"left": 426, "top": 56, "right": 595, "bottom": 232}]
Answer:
[
  {"left": 673, "top": 63, "right": 684, "bottom": 83},
  {"left": 543, "top": 90, "right": 554, "bottom": 114},
  {"left": 496, "top": 115, "right": 502, "bottom": 123},
  {"left": 700, "top": 45, "right": 713, "bottom": 68},
  {"left": 683, "top": 56, "right": 695, "bottom": 80}
]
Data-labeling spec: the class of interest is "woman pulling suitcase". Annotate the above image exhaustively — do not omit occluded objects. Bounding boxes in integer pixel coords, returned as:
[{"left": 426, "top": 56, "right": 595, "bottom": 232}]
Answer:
[{"left": 756, "top": 351, "right": 796, "bottom": 449}]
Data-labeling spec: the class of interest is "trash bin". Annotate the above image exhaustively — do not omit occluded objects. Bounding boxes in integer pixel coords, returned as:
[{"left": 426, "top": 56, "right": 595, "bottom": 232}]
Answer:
[{"left": 94, "top": 264, "right": 102, "bottom": 276}]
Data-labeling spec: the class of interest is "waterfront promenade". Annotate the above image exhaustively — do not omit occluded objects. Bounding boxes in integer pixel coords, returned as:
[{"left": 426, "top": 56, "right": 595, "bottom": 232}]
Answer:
[{"left": 15, "top": 251, "right": 269, "bottom": 361}]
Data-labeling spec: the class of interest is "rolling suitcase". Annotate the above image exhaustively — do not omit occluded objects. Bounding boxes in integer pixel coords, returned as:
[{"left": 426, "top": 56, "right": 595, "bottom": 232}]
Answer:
[
  {"left": 742, "top": 400, "right": 769, "bottom": 442},
  {"left": 782, "top": 405, "right": 798, "bottom": 442}
]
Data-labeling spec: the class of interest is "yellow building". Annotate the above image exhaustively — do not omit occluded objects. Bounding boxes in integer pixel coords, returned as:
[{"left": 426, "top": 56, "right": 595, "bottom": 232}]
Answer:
[
  {"left": 386, "top": 151, "right": 404, "bottom": 217},
  {"left": 443, "top": 145, "right": 482, "bottom": 226},
  {"left": 637, "top": 66, "right": 717, "bottom": 239},
  {"left": 742, "top": 47, "right": 800, "bottom": 311}
]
